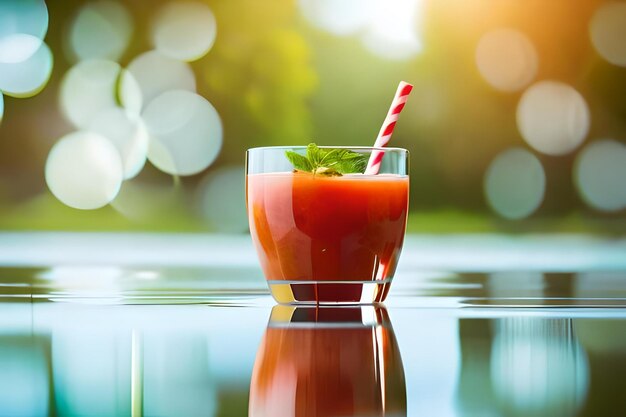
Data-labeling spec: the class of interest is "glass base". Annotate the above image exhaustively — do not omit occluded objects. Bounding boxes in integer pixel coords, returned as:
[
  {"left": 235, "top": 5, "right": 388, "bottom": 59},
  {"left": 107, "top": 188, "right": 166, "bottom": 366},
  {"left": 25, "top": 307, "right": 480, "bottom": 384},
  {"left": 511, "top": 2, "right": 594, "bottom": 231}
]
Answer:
[{"left": 267, "top": 279, "right": 392, "bottom": 304}]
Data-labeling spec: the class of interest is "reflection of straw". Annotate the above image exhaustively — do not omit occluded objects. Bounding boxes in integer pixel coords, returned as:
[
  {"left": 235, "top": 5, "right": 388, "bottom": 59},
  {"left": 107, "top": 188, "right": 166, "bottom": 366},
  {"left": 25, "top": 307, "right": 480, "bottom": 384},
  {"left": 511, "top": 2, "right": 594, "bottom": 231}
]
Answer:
[
  {"left": 131, "top": 330, "right": 143, "bottom": 417},
  {"left": 375, "top": 326, "right": 386, "bottom": 412},
  {"left": 365, "top": 81, "right": 413, "bottom": 175}
]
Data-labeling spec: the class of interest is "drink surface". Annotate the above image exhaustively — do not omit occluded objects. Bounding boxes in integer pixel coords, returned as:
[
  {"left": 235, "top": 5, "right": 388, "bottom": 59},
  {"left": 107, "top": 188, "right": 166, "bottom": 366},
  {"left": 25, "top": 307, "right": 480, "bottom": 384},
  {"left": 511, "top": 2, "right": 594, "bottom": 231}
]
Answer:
[{"left": 247, "top": 172, "right": 409, "bottom": 283}]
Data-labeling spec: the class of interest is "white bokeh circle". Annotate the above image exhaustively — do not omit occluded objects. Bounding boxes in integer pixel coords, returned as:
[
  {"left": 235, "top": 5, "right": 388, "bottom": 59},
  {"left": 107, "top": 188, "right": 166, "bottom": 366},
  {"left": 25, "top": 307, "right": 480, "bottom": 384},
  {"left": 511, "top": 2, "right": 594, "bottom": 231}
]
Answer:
[
  {"left": 151, "top": 2, "right": 216, "bottom": 62},
  {"left": 0, "top": 40, "right": 52, "bottom": 98},
  {"left": 69, "top": 0, "right": 133, "bottom": 62},
  {"left": 590, "top": 2, "right": 626, "bottom": 67},
  {"left": 297, "top": 0, "right": 421, "bottom": 61},
  {"left": 0, "top": 0, "right": 48, "bottom": 63},
  {"left": 88, "top": 108, "right": 149, "bottom": 180},
  {"left": 298, "top": 0, "right": 376, "bottom": 36},
  {"left": 60, "top": 59, "right": 142, "bottom": 129},
  {"left": 0, "top": 33, "right": 44, "bottom": 64},
  {"left": 516, "top": 81, "right": 590, "bottom": 156},
  {"left": 360, "top": 0, "right": 422, "bottom": 61},
  {"left": 125, "top": 50, "right": 196, "bottom": 109},
  {"left": 45, "top": 131, "right": 124, "bottom": 210},
  {"left": 476, "top": 28, "right": 538, "bottom": 92},
  {"left": 198, "top": 166, "right": 248, "bottom": 233},
  {"left": 484, "top": 148, "right": 546, "bottom": 220},
  {"left": 575, "top": 139, "right": 626, "bottom": 212},
  {"left": 142, "top": 90, "right": 222, "bottom": 176}
]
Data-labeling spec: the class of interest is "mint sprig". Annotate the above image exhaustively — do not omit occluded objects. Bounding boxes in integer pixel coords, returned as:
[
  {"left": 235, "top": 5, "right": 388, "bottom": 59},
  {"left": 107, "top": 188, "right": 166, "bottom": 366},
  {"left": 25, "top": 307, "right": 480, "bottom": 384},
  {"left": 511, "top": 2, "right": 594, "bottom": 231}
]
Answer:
[{"left": 286, "top": 143, "right": 368, "bottom": 176}]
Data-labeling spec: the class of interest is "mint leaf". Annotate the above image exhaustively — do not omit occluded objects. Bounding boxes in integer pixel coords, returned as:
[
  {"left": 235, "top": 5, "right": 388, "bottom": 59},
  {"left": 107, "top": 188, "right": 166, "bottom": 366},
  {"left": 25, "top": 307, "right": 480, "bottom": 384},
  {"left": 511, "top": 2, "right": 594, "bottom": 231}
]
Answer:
[
  {"left": 285, "top": 143, "right": 368, "bottom": 175},
  {"left": 306, "top": 143, "right": 323, "bottom": 167},
  {"left": 325, "top": 149, "right": 368, "bottom": 174},
  {"left": 313, "top": 166, "right": 342, "bottom": 176},
  {"left": 286, "top": 150, "right": 313, "bottom": 171}
]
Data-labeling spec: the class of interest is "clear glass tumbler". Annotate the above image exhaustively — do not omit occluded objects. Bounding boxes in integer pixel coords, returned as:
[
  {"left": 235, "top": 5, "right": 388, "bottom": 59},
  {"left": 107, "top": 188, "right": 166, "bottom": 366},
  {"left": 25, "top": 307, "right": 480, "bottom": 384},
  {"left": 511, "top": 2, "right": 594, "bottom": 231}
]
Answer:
[
  {"left": 249, "top": 305, "right": 406, "bottom": 415},
  {"left": 246, "top": 146, "right": 409, "bottom": 304}
]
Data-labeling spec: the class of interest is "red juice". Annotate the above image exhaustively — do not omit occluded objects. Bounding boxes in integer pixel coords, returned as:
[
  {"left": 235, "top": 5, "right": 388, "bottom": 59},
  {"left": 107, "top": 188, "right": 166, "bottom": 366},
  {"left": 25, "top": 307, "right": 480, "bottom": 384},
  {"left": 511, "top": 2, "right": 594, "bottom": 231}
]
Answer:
[
  {"left": 247, "top": 172, "right": 409, "bottom": 303},
  {"left": 249, "top": 310, "right": 406, "bottom": 416}
]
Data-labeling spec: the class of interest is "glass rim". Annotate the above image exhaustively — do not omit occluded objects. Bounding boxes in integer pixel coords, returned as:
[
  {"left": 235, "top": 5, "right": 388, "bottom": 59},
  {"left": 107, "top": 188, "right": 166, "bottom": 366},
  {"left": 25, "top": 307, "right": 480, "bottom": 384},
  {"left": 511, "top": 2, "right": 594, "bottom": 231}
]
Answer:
[{"left": 247, "top": 145, "right": 409, "bottom": 153}]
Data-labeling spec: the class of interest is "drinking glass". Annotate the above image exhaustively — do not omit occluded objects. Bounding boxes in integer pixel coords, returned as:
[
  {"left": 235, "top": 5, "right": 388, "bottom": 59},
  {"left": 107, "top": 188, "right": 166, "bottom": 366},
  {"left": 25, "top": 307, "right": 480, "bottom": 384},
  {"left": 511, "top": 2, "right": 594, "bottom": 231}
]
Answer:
[
  {"left": 246, "top": 146, "right": 409, "bottom": 304},
  {"left": 249, "top": 305, "right": 406, "bottom": 416}
]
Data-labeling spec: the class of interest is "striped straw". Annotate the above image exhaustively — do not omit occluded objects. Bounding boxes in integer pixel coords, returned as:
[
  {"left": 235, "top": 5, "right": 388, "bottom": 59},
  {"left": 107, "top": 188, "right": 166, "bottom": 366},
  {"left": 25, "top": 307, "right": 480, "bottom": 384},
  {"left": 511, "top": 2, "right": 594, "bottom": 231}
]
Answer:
[{"left": 365, "top": 81, "right": 413, "bottom": 175}]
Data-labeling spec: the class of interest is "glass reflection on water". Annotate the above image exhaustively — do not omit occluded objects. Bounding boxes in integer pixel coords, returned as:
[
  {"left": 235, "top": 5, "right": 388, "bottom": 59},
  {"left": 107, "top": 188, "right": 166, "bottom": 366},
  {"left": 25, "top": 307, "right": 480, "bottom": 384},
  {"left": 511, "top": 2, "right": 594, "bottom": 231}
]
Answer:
[
  {"left": 249, "top": 306, "right": 406, "bottom": 417},
  {"left": 142, "top": 332, "right": 216, "bottom": 417},
  {"left": 0, "top": 296, "right": 625, "bottom": 416},
  {"left": 0, "top": 335, "right": 51, "bottom": 417},
  {"left": 490, "top": 318, "right": 589, "bottom": 417},
  {"left": 455, "top": 317, "right": 590, "bottom": 417}
]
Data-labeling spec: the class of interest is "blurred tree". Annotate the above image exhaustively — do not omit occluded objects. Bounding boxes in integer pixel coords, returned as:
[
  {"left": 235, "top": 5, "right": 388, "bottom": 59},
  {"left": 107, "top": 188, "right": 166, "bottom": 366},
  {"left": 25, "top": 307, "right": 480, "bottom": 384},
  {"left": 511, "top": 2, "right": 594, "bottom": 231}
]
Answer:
[
  {"left": 0, "top": 0, "right": 624, "bottom": 231},
  {"left": 202, "top": 0, "right": 317, "bottom": 164}
]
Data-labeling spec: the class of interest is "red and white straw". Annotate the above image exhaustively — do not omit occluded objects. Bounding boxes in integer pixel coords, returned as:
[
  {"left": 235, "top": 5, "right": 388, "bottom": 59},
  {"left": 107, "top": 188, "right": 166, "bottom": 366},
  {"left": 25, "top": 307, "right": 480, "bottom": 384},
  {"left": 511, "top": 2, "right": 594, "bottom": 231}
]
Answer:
[{"left": 365, "top": 81, "right": 413, "bottom": 175}]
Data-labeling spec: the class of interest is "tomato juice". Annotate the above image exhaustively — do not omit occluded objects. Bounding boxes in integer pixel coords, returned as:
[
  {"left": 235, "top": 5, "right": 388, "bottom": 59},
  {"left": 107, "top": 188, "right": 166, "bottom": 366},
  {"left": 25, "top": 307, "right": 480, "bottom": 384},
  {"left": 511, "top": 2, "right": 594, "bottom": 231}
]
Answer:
[
  {"left": 247, "top": 171, "right": 409, "bottom": 303},
  {"left": 249, "top": 307, "right": 406, "bottom": 416}
]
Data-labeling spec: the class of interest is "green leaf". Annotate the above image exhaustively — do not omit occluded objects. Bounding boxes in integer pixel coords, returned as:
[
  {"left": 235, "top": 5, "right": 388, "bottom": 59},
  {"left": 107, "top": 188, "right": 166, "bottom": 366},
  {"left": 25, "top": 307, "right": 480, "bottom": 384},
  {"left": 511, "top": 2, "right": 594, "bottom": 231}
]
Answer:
[
  {"left": 325, "top": 149, "right": 368, "bottom": 174},
  {"left": 285, "top": 143, "right": 368, "bottom": 175},
  {"left": 285, "top": 150, "right": 313, "bottom": 171},
  {"left": 313, "top": 166, "right": 342, "bottom": 176},
  {"left": 306, "top": 143, "right": 323, "bottom": 166}
]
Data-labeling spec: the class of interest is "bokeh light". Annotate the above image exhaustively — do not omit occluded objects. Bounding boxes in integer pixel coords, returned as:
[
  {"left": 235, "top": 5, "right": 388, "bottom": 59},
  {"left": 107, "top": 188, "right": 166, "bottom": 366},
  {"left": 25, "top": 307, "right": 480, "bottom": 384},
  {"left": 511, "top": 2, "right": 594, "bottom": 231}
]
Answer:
[
  {"left": 475, "top": 28, "right": 538, "bottom": 92},
  {"left": 111, "top": 179, "right": 181, "bottom": 223},
  {"left": 297, "top": 0, "right": 376, "bottom": 36},
  {"left": 360, "top": 0, "right": 422, "bottom": 61},
  {"left": 0, "top": 0, "right": 622, "bottom": 229},
  {"left": 142, "top": 90, "right": 222, "bottom": 176},
  {"left": 151, "top": 2, "right": 216, "bottom": 62},
  {"left": 60, "top": 59, "right": 142, "bottom": 129},
  {"left": 574, "top": 139, "right": 626, "bottom": 212},
  {"left": 126, "top": 51, "right": 196, "bottom": 110},
  {"left": 45, "top": 131, "right": 123, "bottom": 210},
  {"left": 516, "top": 81, "right": 590, "bottom": 156},
  {"left": 68, "top": 0, "right": 133, "bottom": 62},
  {"left": 118, "top": 70, "right": 143, "bottom": 117},
  {"left": 0, "top": 40, "right": 52, "bottom": 98},
  {"left": 198, "top": 166, "right": 247, "bottom": 233},
  {"left": 0, "top": 33, "right": 45, "bottom": 65},
  {"left": 484, "top": 148, "right": 545, "bottom": 220},
  {"left": 297, "top": 0, "right": 421, "bottom": 60},
  {"left": 0, "top": 0, "right": 48, "bottom": 63},
  {"left": 88, "top": 108, "right": 149, "bottom": 180},
  {"left": 590, "top": 2, "right": 626, "bottom": 67}
]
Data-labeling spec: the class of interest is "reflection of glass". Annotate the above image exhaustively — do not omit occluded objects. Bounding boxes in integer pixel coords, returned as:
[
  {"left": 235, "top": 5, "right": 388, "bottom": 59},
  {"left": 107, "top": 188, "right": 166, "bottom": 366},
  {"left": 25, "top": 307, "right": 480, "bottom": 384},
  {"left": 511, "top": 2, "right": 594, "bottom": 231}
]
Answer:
[
  {"left": 249, "top": 306, "right": 406, "bottom": 416},
  {"left": 142, "top": 332, "right": 216, "bottom": 417},
  {"left": 0, "top": 335, "right": 50, "bottom": 416},
  {"left": 246, "top": 146, "right": 409, "bottom": 304},
  {"left": 490, "top": 318, "right": 589, "bottom": 417}
]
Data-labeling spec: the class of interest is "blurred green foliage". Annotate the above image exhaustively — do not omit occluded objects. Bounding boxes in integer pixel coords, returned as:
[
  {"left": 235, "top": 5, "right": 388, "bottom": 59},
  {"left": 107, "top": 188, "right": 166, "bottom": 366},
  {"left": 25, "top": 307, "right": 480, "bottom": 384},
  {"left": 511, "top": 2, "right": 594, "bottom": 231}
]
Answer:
[
  {"left": 203, "top": 0, "right": 317, "bottom": 157},
  {"left": 0, "top": 0, "right": 623, "bottom": 232}
]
